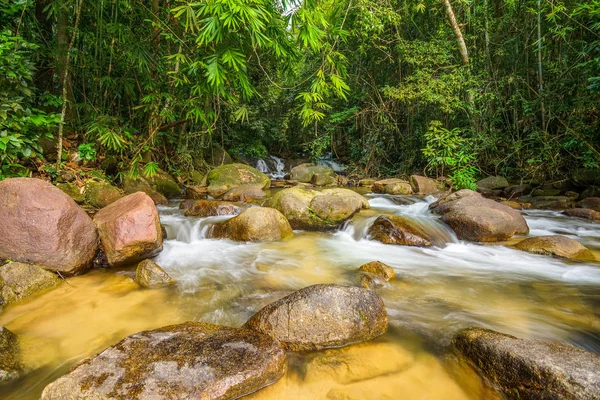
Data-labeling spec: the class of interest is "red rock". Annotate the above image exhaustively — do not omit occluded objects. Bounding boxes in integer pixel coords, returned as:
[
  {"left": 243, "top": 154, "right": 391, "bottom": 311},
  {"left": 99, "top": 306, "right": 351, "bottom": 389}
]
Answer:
[
  {"left": 93, "top": 192, "right": 163, "bottom": 266},
  {"left": 0, "top": 178, "right": 98, "bottom": 275}
]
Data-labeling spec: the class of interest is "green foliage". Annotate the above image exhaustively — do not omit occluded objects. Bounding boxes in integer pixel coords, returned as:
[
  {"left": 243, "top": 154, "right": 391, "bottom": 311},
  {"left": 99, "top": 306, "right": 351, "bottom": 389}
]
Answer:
[
  {"left": 77, "top": 143, "right": 97, "bottom": 162},
  {"left": 422, "top": 121, "right": 478, "bottom": 190},
  {"left": 143, "top": 161, "right": 159, "bottom": 178}
]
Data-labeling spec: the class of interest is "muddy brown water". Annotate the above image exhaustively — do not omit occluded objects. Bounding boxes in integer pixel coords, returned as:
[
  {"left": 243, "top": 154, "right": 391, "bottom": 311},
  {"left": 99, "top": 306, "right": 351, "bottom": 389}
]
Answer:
[{"left": 1, "top": 193, "right": 599, "bottom": 399}]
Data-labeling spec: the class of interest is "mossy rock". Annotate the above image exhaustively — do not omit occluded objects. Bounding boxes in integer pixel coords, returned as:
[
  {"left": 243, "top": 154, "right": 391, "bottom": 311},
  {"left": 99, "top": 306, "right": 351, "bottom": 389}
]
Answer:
[
  {"left": 211, "top": 207, "right": 293, "bottom": 242},
  {"left": 122, "top": 176, "right": 168, "bottom": 205},
  {"left": 206, "top": 163, "right": 270, "bottom": 198},
  {"left": 56, "top": 182, "right": 84, "bottom": 204},
  {"left": 0, "top": 327, "right": 22, "bottom": 383},
  {"left": 290, "top": 163, "right": 335, "bottom": 185},
  {"left": 147, "top": 169, "right": 181, "bottom": 198},
  {"left": 135, "top": 259, "right": 174, "bottom": 288},
  {"left": 0, "top": 262, "right": 61, "bottom": 304},
  {"left": 84, "top": 180, "right": 123, "bottom": 208}
]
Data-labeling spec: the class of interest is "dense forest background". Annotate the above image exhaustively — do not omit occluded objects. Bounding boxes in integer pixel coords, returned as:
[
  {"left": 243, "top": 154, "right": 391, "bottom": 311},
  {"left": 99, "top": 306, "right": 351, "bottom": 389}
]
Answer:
[{"left": 1, "top": 0, "right": 599, "bottom": 188}]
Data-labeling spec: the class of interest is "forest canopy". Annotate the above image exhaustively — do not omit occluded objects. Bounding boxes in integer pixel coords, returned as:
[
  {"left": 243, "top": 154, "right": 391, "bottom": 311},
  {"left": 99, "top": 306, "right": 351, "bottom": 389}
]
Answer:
[{"left": 1, "top": 0, "right": 599, "bottom": 187}]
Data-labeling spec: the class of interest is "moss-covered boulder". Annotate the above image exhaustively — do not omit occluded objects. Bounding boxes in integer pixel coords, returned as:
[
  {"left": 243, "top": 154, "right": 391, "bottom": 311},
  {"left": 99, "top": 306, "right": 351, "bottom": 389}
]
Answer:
[
  {"left": 267, "top": 187, "right": 369, "bottom": 231},
  {"left": 211, "top": 207, "right": 292, "bottom": 242},
  {"left": 476, "top": 176, "right": 509, "bottom": 190},
  {"left": 206, "top": 163, "right": 270, "bottom": 198},
  {"left": 185, "top": 199, "right": 245, "bottom": 217},
  {"left": 84, "top": 180, "right": 123, "bottom": 208},
  {"left": 372, "top": 179, "right": 413, "bottom": 195},
  {"left": 245, "top": 284, "right": 388, "bottom": 351},
  {"left": 514, "top": 235, "right": 595, "bottom": 261},
  {"left": 453, "top": 327, "right": 600, "bottom": 400},
  {"left": 147, "top": 168, "right": 181, "bottom": 198},
  {"left": 222, "top": 185, "right": 266, "bottom": 202},
  {"left": 56, "top": 182, "right": 85, "bottom": 203},
  {"left": 289, "top": 163, "right": 335, "bottom": 185},
  {"left": 358, "top": 261, "right": 395, "bottom": 281},
  {"left": 41, "top": 322, "right": 286, "bottom": 400},
  {"left": 0, "top": 327, "right": 22, "bottom": 383},
  {"left": 0, "top": 262, "right": 61, "bottom": 304},
  {"left": 368, "top": 216, "right": 433, "bottom": 247},
  {"left": 135, "top": 259, "right": 174, "bottom": 288},
  {"left": 123, "top": 176, "right": 168, "bottom": 205}
]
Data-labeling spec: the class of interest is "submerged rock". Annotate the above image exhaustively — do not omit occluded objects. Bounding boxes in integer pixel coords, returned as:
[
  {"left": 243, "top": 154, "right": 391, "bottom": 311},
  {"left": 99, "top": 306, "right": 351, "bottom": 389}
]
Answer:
[
  {"left": 0, "top": 178, "right": 99, "bottom": 275},
  {"left": 0, "top": 327, "right": 22, "bottom": 383},
  {"left": 453, "top": 327, "right": 600, "bottom": 400},
  {"left": 123, "top": 176, "right": 168, "bottom": 206},
  {"left": 268, "top": 187, "right": 369, "bottom": 230},
  {"left": 245, "top": 284, "right": 388, "bottom": 351},
  {"left": 368, "top": 216, "right": 433, "bottom": 247},
  {"left": 0, "top": 262, "right": 60, "bottom": 304},
  {"left": 222, "top": 185, "right": 266, "bottom": 202},
  {"left": 184, "top": 199, "right": 245, "bottom": 217},
  {"left": 93, "top": 192, "right": 163, "bottom": 267},
  {"left": 514, "top": 235, "right": 595, "bottom": 261},
  {"left": 432, "top": 192, "right": 529, "bottom": 242},
  {"left": 409, "top": 175, "right": 438, "bottom": 195},
  {"left": 207, "top": 163, "right": 270, "bottom": 198},
  {"left": 41, "top": 322, "right": 286, "bottom": 400},
  {"left": 358, "top": 261, "right": 395, "bottom": 282},
  {"left": 135, "top": 260, "right": 173, "bottom": 288},
  {"left": 84, "top": 180, "right": 123, "bottom": 208},
  {"left": 211, "top": 207, "right": 293, "bottom": 242},
  {"left": 372, "top": 179, "right": 412, "bottom": 195}
]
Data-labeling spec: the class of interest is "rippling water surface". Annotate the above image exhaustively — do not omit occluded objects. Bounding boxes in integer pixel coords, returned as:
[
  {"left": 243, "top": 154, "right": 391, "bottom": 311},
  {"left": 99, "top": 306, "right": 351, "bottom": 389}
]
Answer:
[{"left": 1, "top": 191, "right": 598, "bottom": 399}]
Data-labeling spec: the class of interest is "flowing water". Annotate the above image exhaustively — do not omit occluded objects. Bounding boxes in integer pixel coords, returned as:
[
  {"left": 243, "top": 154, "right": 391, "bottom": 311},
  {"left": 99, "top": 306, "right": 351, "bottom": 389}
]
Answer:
[
  {"left": 255, "top": 156, "right": 287, "bottom": 179},
  {"left": 1, "top": 192, "right": 599, "bottom": 399}
]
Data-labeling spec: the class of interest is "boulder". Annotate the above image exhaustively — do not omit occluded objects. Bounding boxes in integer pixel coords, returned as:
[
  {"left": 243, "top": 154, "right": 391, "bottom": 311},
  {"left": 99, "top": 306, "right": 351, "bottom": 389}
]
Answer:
[
  {"left": 84, "top": 180, "right": 123, "bottom": 208},
  {"left": 93, "top": 192, "right": 163, "bottom": 267},
  {"left": 579, "top": 197, "right": 600, "bottom": 211},
  {"left": 358, "top": 261, "right": 395, "bottom": 281},
  {"left": 205, "top": 143, "right": 233, "bottom": 167},
  {"left": 56, "top": 182, "right": 85, "bottom": 203},
  {"left": 211, "top": 207, "right": 293, "bottom": 242},
  {"left": 0, "top": 178, "right": 99, "bottom": 275},
  {"left": 268, "top": 187, "right": 369, "bottom": 230},
  {"left": 222, "top": 185, "right": 266, "bottom": 202},
  {"left": 429, "top": 189, "right": 481, "bottom": 210},
  {"left": 514, "top": 235, "right": 595, "bottom": 261},
  {"left": 178, "top": 199, "right": 196, "bottom": 211},
  {"left": 0, "top": 262, "right": 60, "bottom": 304},
  {"left": 409, "top": 175, "right": 438, "bottom": 195},
  {"left": 432, "top": 194, "right": 529, "bottom": 242},
  {"left": 184, "top": 200, "right": 245, "bottom": 217},
  {"left": 503, "top": 184, "right": 532, "bottom": 198},
  {"left": 289, "top": 163, "right": 335, "bottom": 185},
  {"left": 372, "top": 178, "right": 412, "bottom": 195},
  {"left": 206, "top": 163, "right": 270, "bottom": 198},
  {"left": 123, "top": 176, "right": 168, "bottom": 205},
  {"left": 476, "top": 176, "right": 509, "bottom": 190},
  {"left": 41, "top": 322, "right": 286, "bottom": 400},
  {"left": 0, "top": 327, "right": 22, "bottom": 383},
  {"left": 147, "top": 168, "right": 181, "bottom": 198},
  {"left": 563, "top": 208, "right": 600, "bottom": 221},
  {"left": 135, "top": 259, "right": 174, "bottom": 288},
  {"left": 368, "top": 216, "right": 433, "bottom": 246},
  {"left": 581, "top": 186, "right": 600, "bottom": 199},
  {"left": 358, "top": 178, "right": 377, "bottom": 187},
  {"left": 529, "top": 196, "right": 574, "bottom": 210},
  {"left": 245, "top": 284, "right": 388, "bottom": 351},
  {"left": 453, "top": 327, "right": 600, "bottom": 400},
  {"left": 185, "top": 185, "right": 208, "bottom": 200},
  {"left": 532, "top": 187, "right": 562, "bottom": 197}
]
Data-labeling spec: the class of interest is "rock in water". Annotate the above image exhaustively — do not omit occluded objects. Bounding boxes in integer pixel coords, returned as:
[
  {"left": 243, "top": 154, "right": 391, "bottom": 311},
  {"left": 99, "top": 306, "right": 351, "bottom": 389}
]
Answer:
[
  {"left": 135, "top": 260, "right": 174, "bottom": 288},
  {"left": 289, "top": 163, "right": 335, "bottom": 185},
  {"left": 0, "top": 178, "right": 99, "bottom": 275},
  {"left": 93, "top": 192, "right": 163, "bottom": 267},
  {"left": 206, "top": 163, "right": 270, "bottom": 198},
  {"left": 368, "top": 216, "right": 433, "bottom": 247},
  {"left": 431, "top": 190, "right": 529, "bottom": 242},
  {"left": 372, "top": 179, "right": 413, "bottom": 195},
  {"left": 409, "top": 175, "right": 438, "bottom": 195},
  {"left": 245, "top": 284, "right": 388, "bottom": 351},
  {"left": 222, "top": 185, "right": 266, "bottom": 202},
  {"left": 453, "top": 327, "right": 600, "bottom": 400},
  {"left": 0, "top": 262, "right": 60, "bottom": 304},
  {"left": 563, "top": 208, "right": 600, "bottom": 221},
  {"left": 40, "top": 322, "right": 286, "bottom": 400},
  {"left": 211, "top": 207, "right": 293, "bottom": 242},
  {"left": 0, "top": 327, "right": 22, "bottom": 383},
  {"left": 358, "top": 261, "right": 395, "bottom": 281},
  {"left": 514, "top": 235, "right": 595, "bottom": 261},
  {"left": 184, "top": 199, "right": 245, "bottom": 217}
]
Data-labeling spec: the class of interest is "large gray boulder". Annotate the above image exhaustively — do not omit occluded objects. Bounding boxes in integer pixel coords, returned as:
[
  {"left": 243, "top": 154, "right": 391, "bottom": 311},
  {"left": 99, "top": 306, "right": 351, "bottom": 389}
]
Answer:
[
  {"left": 0, "top": 262, "right": 60, "bottom": 304},
  {"left": 431, "top": 190, "right": 529, "bottom": 242},
  {"left": 372, "top": 178, "right": 412, "bottom": 195},
  {"left": 41, "top": 322, "right": 286, "bottom": 400},
  {"left": 368, "top": 216, "right": 433, "bottom": 247},
  {"left": 0, "top": 178, "right": 99, "bottom": 275},
  {"left": 245, "top": 284, "right": 388, "bottom": 351},
  {"left": 210, "top": 207, "right": 293, "bottom": 242},
  {"left": 206, "top": 163, "right": 270, "bottom": 198},
  {"left": 514, "top": 235, "right": 595, "bottom": 261},
  {"left": 0, "top": 327, "right": 22, "bottom": 383},
  {"left": 453, "top": 327, "right": 600, "bottom": 400},
  {"left": 289, "top": 163, "right": 335, "bottom": 186}
]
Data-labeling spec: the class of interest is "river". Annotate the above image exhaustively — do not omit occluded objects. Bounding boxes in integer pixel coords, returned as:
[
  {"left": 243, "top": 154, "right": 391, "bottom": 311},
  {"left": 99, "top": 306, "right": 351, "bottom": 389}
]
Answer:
[{"left": 1, "top": 192, "right": 598, "bottom": 399}]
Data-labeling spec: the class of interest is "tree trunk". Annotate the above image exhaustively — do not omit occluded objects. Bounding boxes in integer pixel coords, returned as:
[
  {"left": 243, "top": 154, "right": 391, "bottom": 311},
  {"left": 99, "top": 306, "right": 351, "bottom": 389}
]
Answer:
[
  {"left": 536, "top": 0, "right": 546, "bottom": 130},
  {"left": 440, "top": 0, "right": 469, "bottom": 66}
]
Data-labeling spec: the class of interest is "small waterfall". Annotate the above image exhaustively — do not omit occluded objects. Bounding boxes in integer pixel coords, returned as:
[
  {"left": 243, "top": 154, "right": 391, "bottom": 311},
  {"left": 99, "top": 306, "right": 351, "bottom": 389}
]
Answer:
[
  {"left": 317, "top": 153, "right": 346, "bottom": 172},
  {"left": 256, "top": 159, "right": 269, "bottom": 174},
  {"left": 269, "top": 155, "right": 286, "bottom": 179},
  {"left": 162, "top": 214, "right": 233, "bottom": 243}
]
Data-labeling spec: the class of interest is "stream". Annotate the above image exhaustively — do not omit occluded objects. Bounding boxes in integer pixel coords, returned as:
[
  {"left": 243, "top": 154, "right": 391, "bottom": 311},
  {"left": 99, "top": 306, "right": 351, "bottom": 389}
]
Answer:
[{"left": 1, "top": 191, "right": 599, "bottom": 399}]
